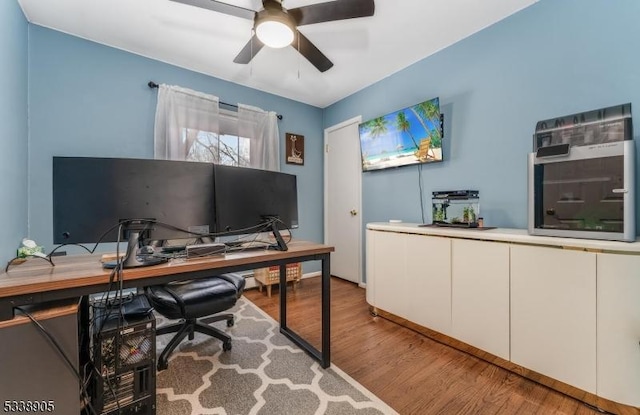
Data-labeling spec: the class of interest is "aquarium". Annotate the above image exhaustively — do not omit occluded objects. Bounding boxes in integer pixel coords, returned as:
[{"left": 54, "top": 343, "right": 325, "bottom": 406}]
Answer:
[{"left": 432, "top": 190, "right": 480, "bottom": 228}]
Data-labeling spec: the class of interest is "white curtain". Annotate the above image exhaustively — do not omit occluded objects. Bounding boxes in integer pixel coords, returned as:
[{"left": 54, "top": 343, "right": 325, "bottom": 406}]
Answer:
[
  {"left": 238, "top": 104, "right": 280, "bottom": 171},
  {"left": 154, "top": 84, "right": 220, "bottom": 160}
]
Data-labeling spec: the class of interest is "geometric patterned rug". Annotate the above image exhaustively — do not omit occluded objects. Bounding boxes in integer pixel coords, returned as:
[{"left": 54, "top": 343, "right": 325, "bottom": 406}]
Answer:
[{"left": 155, "top": 297, "right": 398, "bottom": 415}]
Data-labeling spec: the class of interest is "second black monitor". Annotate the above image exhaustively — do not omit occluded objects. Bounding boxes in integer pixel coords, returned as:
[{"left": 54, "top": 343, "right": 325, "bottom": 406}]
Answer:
[{"left": 214, "top": 164, "right": 299, "bottom": 236}]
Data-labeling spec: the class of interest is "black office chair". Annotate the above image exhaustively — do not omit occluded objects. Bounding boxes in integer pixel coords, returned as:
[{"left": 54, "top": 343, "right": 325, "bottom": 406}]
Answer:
[{"left": 145, "top": 273, "right": 245, "bottom": 370}]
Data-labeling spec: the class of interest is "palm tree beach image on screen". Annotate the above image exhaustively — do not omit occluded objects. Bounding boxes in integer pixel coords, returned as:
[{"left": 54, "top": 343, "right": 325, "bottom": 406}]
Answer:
[{"left": 358, "top": 97, "right": 442, "bottom": 172}]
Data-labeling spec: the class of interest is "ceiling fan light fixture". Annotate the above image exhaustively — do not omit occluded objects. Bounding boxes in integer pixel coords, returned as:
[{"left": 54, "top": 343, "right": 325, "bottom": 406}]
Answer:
[{"left": 254, "top": 8, "right": 295, "bottom": 48}]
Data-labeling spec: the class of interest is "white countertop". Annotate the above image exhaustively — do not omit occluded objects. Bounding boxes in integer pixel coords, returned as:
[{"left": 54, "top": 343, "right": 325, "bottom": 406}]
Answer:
[{"left": 366, "top": 222, "right": 640, "bottom": 254}]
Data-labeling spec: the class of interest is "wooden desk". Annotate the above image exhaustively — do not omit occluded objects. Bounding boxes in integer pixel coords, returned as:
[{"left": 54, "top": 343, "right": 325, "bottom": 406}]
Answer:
[{"left": 0, "top": 240, "right": 334, "bottom": 368}]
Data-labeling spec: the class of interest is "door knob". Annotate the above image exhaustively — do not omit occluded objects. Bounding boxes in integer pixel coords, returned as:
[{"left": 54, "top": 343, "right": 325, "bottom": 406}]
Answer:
[{"left": 350, "top": 209, "right": 358, "bottom": 216}]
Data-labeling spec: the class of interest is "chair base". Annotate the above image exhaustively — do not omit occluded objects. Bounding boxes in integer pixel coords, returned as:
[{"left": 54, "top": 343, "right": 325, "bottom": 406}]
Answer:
[{"left": 156, "top": 313, "right": 234, "bottom": 371}]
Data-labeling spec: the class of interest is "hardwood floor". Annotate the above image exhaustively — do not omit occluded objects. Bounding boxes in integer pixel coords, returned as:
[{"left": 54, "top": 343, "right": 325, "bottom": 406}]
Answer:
[{"left": 244, "top": 276, "right": 602, "bottom": 415}]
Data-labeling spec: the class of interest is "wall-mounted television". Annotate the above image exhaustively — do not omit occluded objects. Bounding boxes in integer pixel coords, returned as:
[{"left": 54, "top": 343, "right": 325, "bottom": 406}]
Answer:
[{"left": 359, "top": 97, "right": 442, "bottom": 172}]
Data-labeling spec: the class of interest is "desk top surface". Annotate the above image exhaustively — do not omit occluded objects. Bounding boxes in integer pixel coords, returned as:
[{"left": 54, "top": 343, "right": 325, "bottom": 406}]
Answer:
[{"left": 0, "top": 240, "right": 333, "bottom": 298}]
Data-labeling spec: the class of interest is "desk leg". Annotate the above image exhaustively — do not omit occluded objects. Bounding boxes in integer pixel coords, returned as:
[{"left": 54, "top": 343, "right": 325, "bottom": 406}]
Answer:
[
  {"left": 279, "top": 264, "right": 287, "bottom": 329},
  {"left": 279, "top": 255, "right": 331, "bottom": 369},
  {"left": 321, "top": 253, "right": 331, "bottom": 368}
]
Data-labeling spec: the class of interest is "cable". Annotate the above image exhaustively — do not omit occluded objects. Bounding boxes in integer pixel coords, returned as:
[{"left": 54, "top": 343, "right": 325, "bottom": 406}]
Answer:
[
  {"left": 90, "top": 292, "right": 136, "bottom": 310},
  {"left": 4, "top": 254, "right": 55, "bottom": 272},
  {"left": 418, "top": 163, "right": 426, "bottom": 224},
  {"left": 14, "top": 306, "right": 98, "bottom": 415},
  {"left": 221, "top": 222, "right": 276, "bottom": 254},
  {"left": 47, "top": 221, "right": 125, "bottom": 258},
  {"left": 199, "top": 220, "right": 280, "bottom": 238},
  {"left": 9, "top": 216, "right": 292, "bottom": 270},
  {"left": 81, "top": 361, "right": 96, "bottom": 412},
  {"left": 91, "top": 222, "right": 126, "bottom": 415},
  {"left": 87, "top": 336, "right": 120, "bottom": 414},
  {"left": 8, "top": 220, "right": 137, "bottom": 271},
  {"left": 271, "top": 216, "right": 294, "bottom": 244},
  {"left": 103, "top": 369, "right": 121, "bottom": 414},
  {"left": 45, "top": 217, "right": 280, "bottom": 264},
  {"left": 95, "top": 222, "right": 126, "bottom": 413},
  {"left": 183, "top": 217, "right": 293, "bottom": 256},
  {"left": 47, "top": 243, "right": 92, "bottom": 257}
]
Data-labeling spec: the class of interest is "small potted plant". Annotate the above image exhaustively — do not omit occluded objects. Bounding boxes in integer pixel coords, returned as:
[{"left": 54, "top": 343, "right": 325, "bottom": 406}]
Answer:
[{"left": 468, "top": 205, "right": 476, "bottom": 223}]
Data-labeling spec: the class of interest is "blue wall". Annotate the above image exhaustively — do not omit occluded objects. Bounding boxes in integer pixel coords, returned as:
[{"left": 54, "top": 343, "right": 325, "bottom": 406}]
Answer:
[
  {"left": 0, "top": 2, "right": 28, "bottom": 266},
  {"left": 325, "top": 0, "right": 640, "bottom": 234},
  {"left": 14, "top": 0, "right": 640, "bottom": 274},
  {"left": 27, "top": 26, "right": 324, "bottom": 264}
]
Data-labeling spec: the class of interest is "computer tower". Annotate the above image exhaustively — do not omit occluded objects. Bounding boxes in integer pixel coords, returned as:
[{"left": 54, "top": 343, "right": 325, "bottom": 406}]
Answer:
[{"left": 90, "top": 295, "right": 156, "bottom": 415}]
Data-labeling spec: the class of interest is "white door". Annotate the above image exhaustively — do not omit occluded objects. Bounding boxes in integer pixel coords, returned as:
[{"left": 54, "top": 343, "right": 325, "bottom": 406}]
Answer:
[{"left": 324, "top": 116, "right": 362, "bottom": 284}]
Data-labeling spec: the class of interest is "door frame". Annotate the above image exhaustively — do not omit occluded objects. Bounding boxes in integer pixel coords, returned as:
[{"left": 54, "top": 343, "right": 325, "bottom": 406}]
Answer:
[{"left": 323, "top": 115, "right": 364, "bottom": 287}]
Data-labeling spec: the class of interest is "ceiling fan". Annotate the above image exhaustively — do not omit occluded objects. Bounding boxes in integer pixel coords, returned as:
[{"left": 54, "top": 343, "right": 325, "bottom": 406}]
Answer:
[{"left": 169, "top": 0, "right": 375, "bottom": 72}]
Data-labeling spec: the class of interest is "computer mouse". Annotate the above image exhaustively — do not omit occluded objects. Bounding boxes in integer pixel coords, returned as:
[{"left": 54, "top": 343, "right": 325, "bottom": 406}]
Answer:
[{"left": 139, "top": 245, "right": 156, "bottom": 255}]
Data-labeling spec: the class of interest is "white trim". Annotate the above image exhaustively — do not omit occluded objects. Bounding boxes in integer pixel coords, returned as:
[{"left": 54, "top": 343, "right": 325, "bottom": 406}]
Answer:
[
  {"left": 241, "top": 270, "right": 322, "bottom": 290},
  {"left": 324, "top": 116, "right": 363, "bottom": 135},
  {"left": 324, "top": 116, "right": 363, "bottom": 285},
  {"left": 301, "top": 271, "right": 321, "bottom": 279}
]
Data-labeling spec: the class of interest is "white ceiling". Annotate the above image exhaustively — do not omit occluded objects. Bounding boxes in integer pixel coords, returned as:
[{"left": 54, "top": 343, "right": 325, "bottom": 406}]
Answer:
[{"left": 18, "top": 0, "right": 538, "bottom": 108}]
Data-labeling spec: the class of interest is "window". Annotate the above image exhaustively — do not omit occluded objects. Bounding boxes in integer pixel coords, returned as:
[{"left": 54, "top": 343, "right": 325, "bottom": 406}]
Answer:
[
  {"left": 183, "top": 108, "right": 250, "bottom": 166},
  {"left": 185, "top": 129, "right": 251, "bottom": 166},
  {"left": 154, "top": 85, "right": 279, "bottom": 171}
]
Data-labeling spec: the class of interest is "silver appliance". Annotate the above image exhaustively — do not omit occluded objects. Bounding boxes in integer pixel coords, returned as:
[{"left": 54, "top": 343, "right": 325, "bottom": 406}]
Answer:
[{"left": 528, "top": 103, "right": 635, "bottom": 242}]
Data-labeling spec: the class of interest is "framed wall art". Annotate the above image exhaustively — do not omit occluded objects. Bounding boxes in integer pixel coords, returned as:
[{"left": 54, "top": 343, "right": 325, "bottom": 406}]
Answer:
[{"left": 286, "top": 133, "right": 304, "bottom": 165}]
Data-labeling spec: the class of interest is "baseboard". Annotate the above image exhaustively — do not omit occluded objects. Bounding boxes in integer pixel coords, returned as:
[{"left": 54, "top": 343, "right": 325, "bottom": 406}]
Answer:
[
  {"left": 244, "top": 276, "right": 258, "bottom": 289},
  {"left": 243, "top": 270, "right": 320, "bottom": 290},
  {"left": 243, "top": 271, "right": 366, "bottom": 291},
  {"left": 302, "top": 271, "right": 320, "bottom": 279}
]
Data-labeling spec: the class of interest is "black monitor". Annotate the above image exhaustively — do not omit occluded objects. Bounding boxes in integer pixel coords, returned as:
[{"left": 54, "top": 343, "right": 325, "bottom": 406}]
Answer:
[
  {"left": 214, "top": 165, "right": 298, "bottom": 250},
  {"left": 53, "top": 157, "right": 216, "bottom": 268}
]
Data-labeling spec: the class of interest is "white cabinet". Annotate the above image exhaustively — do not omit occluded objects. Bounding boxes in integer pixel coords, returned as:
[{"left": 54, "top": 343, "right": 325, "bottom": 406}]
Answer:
[
  {"left": 510, "top": 245, "right": 597, "bottom": 394},
  {"left": 451, "top": 239, "right": 510, "bottom": 360},
  {"left": 366, "top": 230, "right": 406, "bottom": 318},
  {"left": 365, "top": 230, "right": 377, "bottom": 307},
  {"left": 404, "top": 233, "right": 451, "bottom": 334},
  {"left": 366, "top": 224, "right": 640, "bottom": 408},
  {"left": 366, "top": 230, "right": 451, "bottom": 335},
  {"left": 596, "top": 253, "right": 640, "bottom": 407}
]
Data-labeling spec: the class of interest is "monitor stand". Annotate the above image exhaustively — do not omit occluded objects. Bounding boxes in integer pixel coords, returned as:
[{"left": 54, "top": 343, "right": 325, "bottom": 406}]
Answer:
[
  {"left": 265, "top": 220, "right": 288, "bottom": 252},
  {"left": 103, "top": 230, "right": 168, "bottom": 269}
]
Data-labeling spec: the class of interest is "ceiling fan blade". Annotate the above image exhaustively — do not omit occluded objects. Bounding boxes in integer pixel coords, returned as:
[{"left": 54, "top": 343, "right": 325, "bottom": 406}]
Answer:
[
  {"left": 288, "top": 0, "right": 375, "bottom": 26},
  {"left": 169, "top": 0, "right": 255, "bottom": 20},
  {"left": 295, "top": 32, "right": 334, "bottom": 72},
  {"left": 233, "top": 35, "right": 265, "bottom": 64}
]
